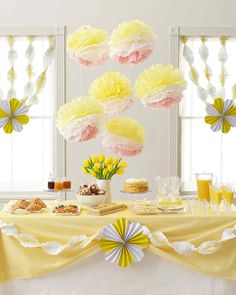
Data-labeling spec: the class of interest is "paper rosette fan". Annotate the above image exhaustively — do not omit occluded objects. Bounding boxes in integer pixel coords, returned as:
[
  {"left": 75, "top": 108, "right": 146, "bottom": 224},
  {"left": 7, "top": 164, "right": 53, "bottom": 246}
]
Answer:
[
  {"left": 89, "top": 71, "right": 133, "bottom": 115},
  {"left": 110, "top": 20, "right": 156, "bottom": 65},
  {"left": 135, "top": 64, "right": 187, "bottom": 109},
  {"left": 56, "top": 97, "right": 104, "bottom": 142},
  {"left": 67, "top": 26, "right": 109, "bottom": 66},
  {"left": 102, "top": 117, "right": 145, "bottom": 156},
  {"left": 100, "top": 218, "right": 149, "bottom": 267}
]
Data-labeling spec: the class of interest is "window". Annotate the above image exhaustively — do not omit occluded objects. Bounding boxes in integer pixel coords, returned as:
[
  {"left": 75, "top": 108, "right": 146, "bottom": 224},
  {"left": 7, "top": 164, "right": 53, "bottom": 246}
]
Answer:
[
  {"left": 170, "top": 27, "right": 236, "bottom": 193},
  {"left": 0, "top": 27, "right": 65, "bottom": 194}
]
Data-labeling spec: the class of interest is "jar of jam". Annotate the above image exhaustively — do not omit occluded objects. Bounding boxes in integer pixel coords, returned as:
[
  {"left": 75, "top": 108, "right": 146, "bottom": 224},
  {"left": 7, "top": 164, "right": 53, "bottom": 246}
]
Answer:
[
  {"left": 63, "top": 177, "right": 71, "bottom": 190},
  {"left": 54, "top": 178, "right": 63, "bottom": 191},
  {"left": 48, "top": 175, "right": 55, "bottom": 190}
]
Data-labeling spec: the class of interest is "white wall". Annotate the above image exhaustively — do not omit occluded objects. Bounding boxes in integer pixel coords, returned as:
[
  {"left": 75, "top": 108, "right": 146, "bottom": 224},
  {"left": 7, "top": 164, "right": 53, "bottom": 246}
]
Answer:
[{"left": 0, "top": 0, "right": 234, "bottom": 199}]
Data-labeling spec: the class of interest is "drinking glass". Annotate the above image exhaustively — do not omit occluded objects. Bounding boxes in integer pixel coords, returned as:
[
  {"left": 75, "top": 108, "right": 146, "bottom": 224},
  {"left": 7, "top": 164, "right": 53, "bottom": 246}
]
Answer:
[
  {"left": 209, "top": 184, "right": 222, "bottom": 213},
  {"left": 170, "top": 176, "right": 182, "bottom": 205},
  {"left": 155, "top": 176, "right": 170, "bottom": 206},
  {"left": 221, "top": 183, "right": 234, "bottom": 213}
]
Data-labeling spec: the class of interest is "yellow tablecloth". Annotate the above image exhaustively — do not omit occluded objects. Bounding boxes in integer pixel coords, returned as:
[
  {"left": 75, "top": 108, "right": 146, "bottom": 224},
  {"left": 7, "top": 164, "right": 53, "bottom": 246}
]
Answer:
[{"left": 1, "top": 201, "right": 236, "bottom": 282}]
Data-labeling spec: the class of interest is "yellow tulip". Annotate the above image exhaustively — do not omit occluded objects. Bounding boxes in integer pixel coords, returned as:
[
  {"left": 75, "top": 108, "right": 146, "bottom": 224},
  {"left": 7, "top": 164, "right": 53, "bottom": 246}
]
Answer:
[
  {"left": 117, "top": 169, "right": 124, "bottom": 175},
  {"left": 113, "top": 157, "right": 120, "bottom": 164},
  {"left": 120, "top": 161, "right": 127, "bottom": 168},
  {"left": 83, "top": 160, "right": 90, "bottom": 167},
  {"left": 99, "top": 153, "right": 105, "bottom": 161},
  {"left": 105, "top": 158, "right": 113, "bottom": 165},
  {"left": 90, "top": 171, "right": 97, "bottom": 177},
  {"left": 81, "top": 167, "right": 88, "bottom": 174},
  {"left": 103, "top": 168, "right": 108, "bottom": 176},
  {"left": 107, "top": 164, "right": 113, "bottom": 172},
  {"left": 92, "top": 155, "right": 99, "bottom": 163}
]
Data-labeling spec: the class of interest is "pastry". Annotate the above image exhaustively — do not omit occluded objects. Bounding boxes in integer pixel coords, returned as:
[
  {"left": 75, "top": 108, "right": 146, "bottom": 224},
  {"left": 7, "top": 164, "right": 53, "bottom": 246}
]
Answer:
[
  {"left": 11, "top": 198, "right": 46, "bottom": 212},
  {"left": 78, "top": 183, "right": 106, "bottom": 196},
  {"left": 53, "top": 204, "right": 79, "bottom": 215},
  {"left": 124, "top": 178, "right": 149, "bottom": 193}
]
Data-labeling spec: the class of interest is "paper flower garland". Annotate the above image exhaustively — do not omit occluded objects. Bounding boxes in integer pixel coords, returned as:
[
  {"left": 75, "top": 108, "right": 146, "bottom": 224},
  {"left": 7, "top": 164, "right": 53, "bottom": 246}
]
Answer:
[
  {"left": 0, "top": 98, "right": 29, "bottom": 134},
  {"left": 110, "top": 20, "right": 156, "bottom": 65},
  {"left": 135, "top": 64, "right": 187, "bottom": 109},
  {"left": 205, "top": 98, "right": 236, "bottom": 133},
  {"left": 100, "top": 218, "right": 149, "bottom": 267},
  {"left": 102, "top": 117, "right": 145, "bottom": 156},
  {"left": 56, "top": 97, "right": 104, "bottom": 142},
  {"left": 89, "top": 71, "right": 133, "bottom": 115},
  {"left": 67, "top": 26, "right": 110, "bottom": 66}
]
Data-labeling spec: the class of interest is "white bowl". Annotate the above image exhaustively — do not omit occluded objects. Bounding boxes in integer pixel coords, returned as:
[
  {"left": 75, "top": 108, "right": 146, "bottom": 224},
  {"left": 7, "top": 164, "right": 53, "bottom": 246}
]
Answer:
[{"left": 76, "top": 193, "right": 107, "bottom": 207}]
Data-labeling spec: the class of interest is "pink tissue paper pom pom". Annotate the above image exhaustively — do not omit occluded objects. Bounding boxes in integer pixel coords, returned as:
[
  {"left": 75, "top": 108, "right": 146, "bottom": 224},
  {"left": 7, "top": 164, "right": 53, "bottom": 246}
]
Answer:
[
  {"left": 112, "top": 48, "right": 153, "bottom": 65},
  {"left": 144, "top": 95, "right": 182, "bottom": 109},
  {"left": 67, "top": 125, "right": 99, "bottom": 143},
  {"left": 68, "top": 51, "right": 108, "bottom": 67}
]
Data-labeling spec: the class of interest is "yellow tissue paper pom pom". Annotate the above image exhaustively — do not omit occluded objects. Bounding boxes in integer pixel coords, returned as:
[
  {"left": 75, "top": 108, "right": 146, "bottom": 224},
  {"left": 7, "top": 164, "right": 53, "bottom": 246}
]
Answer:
[
  {"left": 67, "top": 26, "right": 109, "bottom": 51},
  {"left": 67, "top": 26, "right": 109, "bottom": 66},
  {"left": 104, "top": 117, "right": 145, "bottom": 144},
  {"left": 110, "top": 20, "right": 155, "bottom": 48},
  {"left": 135, "top": 64, "right": 187, "bottom": 109},
  {"left": 89, "top": 71, "right": 133, "bottom": 115},
  {"left": 56, "top": 97, "right": 104, "bottom": 142}
]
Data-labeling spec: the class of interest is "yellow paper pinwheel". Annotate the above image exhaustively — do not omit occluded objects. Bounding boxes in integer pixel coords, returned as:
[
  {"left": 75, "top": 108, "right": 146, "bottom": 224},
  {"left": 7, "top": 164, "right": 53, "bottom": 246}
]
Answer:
[
  {"left": 0, "top": 98, "right": 29, "bottom": 134},
  {"left": 205, "top": 98, "right": 236, "bottom": 133},
  {"left": 99, "top": 218, "right": 149, "bottom": 267}
]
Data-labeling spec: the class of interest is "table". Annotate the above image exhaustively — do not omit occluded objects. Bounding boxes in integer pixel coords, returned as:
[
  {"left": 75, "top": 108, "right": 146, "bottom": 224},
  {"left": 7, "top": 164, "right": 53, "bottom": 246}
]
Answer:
[{"left": 0, "top": 201, "right": 236, "bottom": 295}]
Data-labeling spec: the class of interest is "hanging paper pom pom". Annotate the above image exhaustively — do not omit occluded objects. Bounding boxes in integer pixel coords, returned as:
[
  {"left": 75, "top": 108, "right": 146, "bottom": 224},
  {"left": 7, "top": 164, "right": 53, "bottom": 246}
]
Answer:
[
  {"left": 56, "top": 97, "right": 104, "bottom": 142},
  {"left": 67, "top": 26, "right": 109, "bottom": 66},
  {"left": 89, "top": 71, "right": 133, "bottom": 115},
  {"left": 135, "top": 64, "right": 187, "bottom": 109},
  {"left": 102, "top": 117, "right": 145, "bottom": 156},
  {"left": 110, "top": 20, "right": 156, "bottom": 65}
]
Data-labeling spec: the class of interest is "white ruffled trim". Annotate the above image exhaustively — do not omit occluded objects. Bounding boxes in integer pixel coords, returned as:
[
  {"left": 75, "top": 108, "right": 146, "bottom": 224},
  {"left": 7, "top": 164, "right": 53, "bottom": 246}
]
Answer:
[{"left": 1, "top": 218, "right": 236, "bottom": 256}]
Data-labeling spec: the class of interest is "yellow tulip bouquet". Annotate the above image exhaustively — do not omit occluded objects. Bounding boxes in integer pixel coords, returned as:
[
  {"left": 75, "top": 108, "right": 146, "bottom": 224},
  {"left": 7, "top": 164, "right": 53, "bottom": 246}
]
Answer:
[{"left": 81, "top": 154, "right": 127, "bottom": 180}]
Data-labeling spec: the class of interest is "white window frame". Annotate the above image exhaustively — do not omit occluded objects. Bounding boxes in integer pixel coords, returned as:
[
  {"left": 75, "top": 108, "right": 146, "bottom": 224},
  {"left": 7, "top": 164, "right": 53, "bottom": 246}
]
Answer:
[
  {"left": 0, "top": 26, "right": 65, "bottom": 200},
  {"left": 169, "top": 26, "right": 236, "bottom": 195}
]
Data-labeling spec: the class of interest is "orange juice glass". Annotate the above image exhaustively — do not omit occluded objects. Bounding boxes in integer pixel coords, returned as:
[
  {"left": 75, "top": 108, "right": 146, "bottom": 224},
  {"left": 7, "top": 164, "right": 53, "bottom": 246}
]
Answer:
[{"left": 195, "top": 173, "right": 213, "bottom": 202}]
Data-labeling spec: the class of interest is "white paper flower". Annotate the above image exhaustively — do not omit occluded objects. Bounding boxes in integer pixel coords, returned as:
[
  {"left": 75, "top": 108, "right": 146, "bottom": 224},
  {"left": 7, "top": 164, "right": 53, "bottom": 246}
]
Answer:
[{"left": 99, "top": 218, "right": 149, "bottom": 267}]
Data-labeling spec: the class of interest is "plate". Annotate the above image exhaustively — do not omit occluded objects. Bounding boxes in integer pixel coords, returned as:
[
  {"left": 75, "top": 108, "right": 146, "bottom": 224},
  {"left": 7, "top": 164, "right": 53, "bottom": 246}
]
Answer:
[{"left": 2, "top": 200, "right": 48, "bottom": 214}]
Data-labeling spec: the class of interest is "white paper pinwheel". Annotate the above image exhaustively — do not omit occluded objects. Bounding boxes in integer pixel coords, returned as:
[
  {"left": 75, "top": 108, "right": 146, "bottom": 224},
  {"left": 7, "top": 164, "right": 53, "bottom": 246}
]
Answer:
[
  {"left": 99, "top": 218, "right": 149, "bottom": 267},
  {"left": 205, "top": 98, "right": 236, "bottom": 133},
  {"left": 0, "top": 98, "right": 29, "bottom": 134}
]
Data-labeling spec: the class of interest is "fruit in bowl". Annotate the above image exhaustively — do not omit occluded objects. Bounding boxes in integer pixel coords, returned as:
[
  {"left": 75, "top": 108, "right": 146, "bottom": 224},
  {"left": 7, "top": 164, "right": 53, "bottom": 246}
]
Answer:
[{"left": 76, "top": 184, "right": 107, "bottom": 207}]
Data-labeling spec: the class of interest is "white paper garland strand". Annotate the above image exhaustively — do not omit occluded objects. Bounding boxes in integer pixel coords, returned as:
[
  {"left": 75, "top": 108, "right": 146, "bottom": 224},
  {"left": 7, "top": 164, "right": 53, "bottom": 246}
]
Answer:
[
  {"left": 24, "top": 36, "right": 35, "bottom": 100},
  {"left": 1, "top": 218, "right": 236, "bottom": 257},
  {"left": 25, "top": 36, "right": 55, "bottom": 106},
  {"left": 217, "top": 36, "right": 228, "bottom": 98},
  {"left": 181, "top": 36, "right": 209, "bottom": 104},
  {"left": 198, "top": 36, "right": 216, "bottom": 99},
  {"left": 7, "top": 36, "right": 17, "bottom": 100}
]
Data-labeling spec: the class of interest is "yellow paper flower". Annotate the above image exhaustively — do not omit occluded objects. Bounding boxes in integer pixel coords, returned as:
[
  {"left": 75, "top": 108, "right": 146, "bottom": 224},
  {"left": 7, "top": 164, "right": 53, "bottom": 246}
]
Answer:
[
  {"left": 56, "top": 97, "right": 104, "bottom": 142},
  {"left": 0, "top": 98, "right": 29, "bottom": 134},
  {"left": 135, "top": 64, "right": 187, "bottom": 109},
  {"left": 103, "top": 117, "right": 145, "bottom": 157},
  {"left": 89, "top": 71, "right": 133, "bottom": 115},
  {"left": 205, "top": 98, "right": 236, "bottom": 133},
  {"left": 100, "top": 218, "right": 149, "bottom": 267},
  {"left": 67, "top": 26, "right": 109, "bottom": 66}
]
